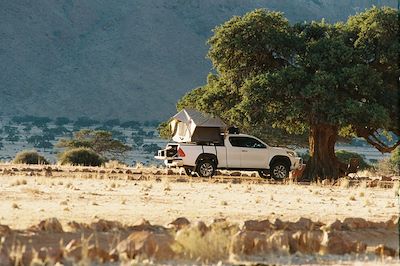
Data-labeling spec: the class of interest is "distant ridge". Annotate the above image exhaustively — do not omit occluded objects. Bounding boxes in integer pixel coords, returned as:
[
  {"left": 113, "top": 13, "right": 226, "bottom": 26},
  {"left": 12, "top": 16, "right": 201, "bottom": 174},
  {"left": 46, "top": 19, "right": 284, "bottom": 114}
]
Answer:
[{"left": 0, "top": 0, "right": 396, "bottom": 121}]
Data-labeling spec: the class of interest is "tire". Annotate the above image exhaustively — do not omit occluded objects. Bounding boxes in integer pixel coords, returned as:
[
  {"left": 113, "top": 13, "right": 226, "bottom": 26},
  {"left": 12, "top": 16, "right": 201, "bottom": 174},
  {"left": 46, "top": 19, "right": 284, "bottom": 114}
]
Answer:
[
  {"left": 258, "top": 170, "right": 269, "bottom": 179},
  {"left": 196, "top": 159, "right": 216, "bottom": 177},
  {"left": 270, "top": 162, "right": 289, "bottom": 180}
]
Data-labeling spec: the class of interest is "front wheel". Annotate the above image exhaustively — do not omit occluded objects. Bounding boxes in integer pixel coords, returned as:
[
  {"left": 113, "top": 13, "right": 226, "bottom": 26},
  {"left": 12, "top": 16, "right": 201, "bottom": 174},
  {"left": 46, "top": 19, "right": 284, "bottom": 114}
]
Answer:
[
  {"left": 270, "top": 162, "right": 289, "bottom": 180},
  {"left": 196, "top": 160, "right": 216, "bottom": 177}
]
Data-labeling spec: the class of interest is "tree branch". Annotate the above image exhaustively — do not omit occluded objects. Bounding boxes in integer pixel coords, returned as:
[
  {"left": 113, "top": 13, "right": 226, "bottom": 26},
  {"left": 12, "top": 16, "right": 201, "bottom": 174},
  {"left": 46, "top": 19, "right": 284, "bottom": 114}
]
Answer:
[{"left": 356, "top": 127, "right": 400, "bottom": 153}]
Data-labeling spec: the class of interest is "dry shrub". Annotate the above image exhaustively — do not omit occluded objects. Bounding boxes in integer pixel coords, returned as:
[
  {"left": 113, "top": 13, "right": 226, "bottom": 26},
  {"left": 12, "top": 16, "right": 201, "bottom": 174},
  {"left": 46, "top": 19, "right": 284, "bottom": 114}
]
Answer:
[
  {"left": 173, "top": 222, "right": 238, "bottom": 262},
  {"left": 393, "top": 181, "right": 399, "bottom": 197},
  {"left": 338, "top": 178, "right": 350, "bottom": 188},
  {"left": 134, "top": 162, "right": 144, "bottom": 169},
  {"left": 104, "top": 160, "right": 127, "bottom": 169}
]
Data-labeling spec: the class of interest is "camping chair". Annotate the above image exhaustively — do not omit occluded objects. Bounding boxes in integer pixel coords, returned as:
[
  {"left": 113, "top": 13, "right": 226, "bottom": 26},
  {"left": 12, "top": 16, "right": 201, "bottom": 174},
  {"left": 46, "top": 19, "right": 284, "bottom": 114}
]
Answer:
[{"left": 345, "top": 158, "right": 360, "bottom": 179}]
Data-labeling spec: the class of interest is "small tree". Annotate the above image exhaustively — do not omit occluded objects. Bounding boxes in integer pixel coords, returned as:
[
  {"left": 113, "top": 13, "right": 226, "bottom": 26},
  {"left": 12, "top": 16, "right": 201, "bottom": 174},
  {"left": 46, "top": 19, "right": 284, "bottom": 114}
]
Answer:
[
  {"left": 58, "top": 148, "right": 104, "bottom": 166},
  {"left": 57, "top": 129, "right": 131, "bottom": 160},
  {"left": 13, "top": 150, "right": 49, "bottom": 164}
]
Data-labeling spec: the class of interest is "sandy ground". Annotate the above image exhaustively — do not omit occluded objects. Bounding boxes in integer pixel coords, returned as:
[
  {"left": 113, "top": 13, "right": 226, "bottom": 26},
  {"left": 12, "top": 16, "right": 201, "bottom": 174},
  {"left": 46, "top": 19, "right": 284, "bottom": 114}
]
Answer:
[{"left": 0, "top": 174, "right": 398, "bottom": 230}]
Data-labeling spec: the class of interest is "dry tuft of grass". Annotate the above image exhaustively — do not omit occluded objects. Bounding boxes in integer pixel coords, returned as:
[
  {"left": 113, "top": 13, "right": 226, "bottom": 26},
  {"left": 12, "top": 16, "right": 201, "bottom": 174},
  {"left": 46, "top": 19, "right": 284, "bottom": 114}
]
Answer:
[
  {"left": 349, "top": 195, "right": 356, "bottom": 201},
  {"left": 173, "top": 222, "right": 238, "bottom": 262},
  {"left": 12, "top": 202, "right": 19, "bottom": 209},
  {"left": 339, "top": 178, "right": 350, "bottom": 188},
  {"left": 10, "top": 179, "right": 27, "bottom": 186},
  {"left": 105, "top": 160, "right": 127, "bottom": 169}
]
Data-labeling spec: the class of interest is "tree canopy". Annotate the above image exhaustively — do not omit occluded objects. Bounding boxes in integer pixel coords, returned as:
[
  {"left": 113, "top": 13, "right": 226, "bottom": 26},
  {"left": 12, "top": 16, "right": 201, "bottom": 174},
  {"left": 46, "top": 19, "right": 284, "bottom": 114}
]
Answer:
[
  {"left": 176, "top": 7, "right": 399, "bottom": 180},
  {"left": 57, "top": 129, "right": 131, "bottom": 160}
]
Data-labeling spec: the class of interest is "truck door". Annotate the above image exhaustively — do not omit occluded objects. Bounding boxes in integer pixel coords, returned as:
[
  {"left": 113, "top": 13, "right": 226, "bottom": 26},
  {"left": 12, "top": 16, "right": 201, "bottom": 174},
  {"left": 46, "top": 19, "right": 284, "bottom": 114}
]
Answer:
[
  {"left": 226, "top": 137, "right": 242, "bottom": 168},
  {"left": 228, "top": 136, "right": 269, "bottom": 169}
]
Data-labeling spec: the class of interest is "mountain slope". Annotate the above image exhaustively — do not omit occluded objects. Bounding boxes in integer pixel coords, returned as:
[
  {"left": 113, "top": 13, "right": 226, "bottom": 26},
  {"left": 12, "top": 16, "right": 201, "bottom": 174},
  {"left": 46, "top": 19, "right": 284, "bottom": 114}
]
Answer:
[{"left": 0, "top": 0, "right": 396, "bottom": 121}]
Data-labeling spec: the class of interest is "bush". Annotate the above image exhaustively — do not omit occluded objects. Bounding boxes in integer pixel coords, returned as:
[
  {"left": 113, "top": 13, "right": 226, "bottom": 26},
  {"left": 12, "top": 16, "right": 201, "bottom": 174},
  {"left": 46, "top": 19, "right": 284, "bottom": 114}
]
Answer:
[
  {"left": 377, "top": 147, "right": 400, "bottom": 175},
  {"left": 13, "top": 150, "right": 49, "bottom": 164},
  {"left": 335, "top": 150, "right": 370, "bottom": 169},
  {"left": 58, "top": 148, "right": 104, "bottom": 166}
]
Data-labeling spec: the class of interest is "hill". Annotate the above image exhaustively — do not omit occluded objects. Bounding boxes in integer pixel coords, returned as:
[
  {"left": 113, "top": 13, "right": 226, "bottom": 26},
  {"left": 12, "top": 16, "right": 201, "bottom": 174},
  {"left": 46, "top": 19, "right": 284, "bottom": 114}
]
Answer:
[{"left": 0, "top": 0, "right": 396, "bottom": 121}]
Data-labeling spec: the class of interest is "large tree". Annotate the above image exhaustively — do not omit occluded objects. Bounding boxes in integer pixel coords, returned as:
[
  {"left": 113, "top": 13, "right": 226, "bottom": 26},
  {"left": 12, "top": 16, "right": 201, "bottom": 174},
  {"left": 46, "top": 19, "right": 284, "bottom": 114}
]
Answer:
[{"left": 175, "top": 8, "right": 399, "bottom": 180}]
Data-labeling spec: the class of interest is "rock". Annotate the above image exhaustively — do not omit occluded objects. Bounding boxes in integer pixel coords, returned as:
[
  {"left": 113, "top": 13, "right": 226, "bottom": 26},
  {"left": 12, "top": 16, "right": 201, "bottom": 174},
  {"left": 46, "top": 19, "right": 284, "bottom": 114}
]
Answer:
[
  {"left": 243, "top": 220, "right": 274, "bottom": 232},
  {"left": 368, "top": 179, "right": 379, "bottom": 188},
  {"left": 193, "top": 221, "right": 209, "bottom": 236},
  {"left": 385, "top": 215, "right": 398, "bottom": 229},
  {"left": 273, "top": 218, "right": 285, "bottom": 230},
  {"left": 230, "top": 230, "right": 290, "bottom": 255},
  {"left": 289, "top": 217, "right": 315, "bottom": 231},
  {"left": 320, "top": 231, "right": 366, "bottom": 254},
  {"left": 67, "top": 221, "right": 90, "bottom": 232},
  {"left": 342, "top": 217, "right": 369, "bottom": 230},
  {"left": 168, "top": 217, "right": 190, "bottom": 231},
  {"left": 33, "top": 218, "right": 63, "bottom": 233},
  {"left": 230, "top": 230, "right": 270, "bottom": 255},
  {"left": 230, "top": 172, "right": 241, "bottom": 177},
  {"left": 90, "top": 219, "right": 122, "bottom": 232},
  {"left": 36, "top": 247, "right": 63, "bottom": 263},
  {"left": 64, "top": 239, "right": 111, "bottom": 262},
  {"left": 381, "top": 176, "right": 392, "bottom": 181},
  {"left": 374, "top": 244, "right": 396, "bottom": 257},
  {"left": 289, "top": 230, "right": 323, "bottom": 253},
  {"left": 0, "top": 248, "right": 11, "bottom": 266},
  {"left": 324, "top": 220, "right": 343, "bottom": 231},
  {"left": 0, "top": 224, "right": 11, "bottom": 236},
  {"left": 43, "top": 167, "right": 52, "bottom": 177},
  {"left": 129, "top": 219, "right": 166, "bottom": 233},
  {"left": 114, "top": 231, "right": 175, "bottom": 260}
]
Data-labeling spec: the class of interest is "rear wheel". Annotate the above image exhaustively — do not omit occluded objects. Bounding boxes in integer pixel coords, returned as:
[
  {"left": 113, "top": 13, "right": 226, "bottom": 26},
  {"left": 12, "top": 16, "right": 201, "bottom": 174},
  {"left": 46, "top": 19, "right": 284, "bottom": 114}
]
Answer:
[
  {"left": 196, "top": 160, "right": 216, "bottom": 177},
  {"left": 270, "top": 162, "right": 289, "bottom": 180}
]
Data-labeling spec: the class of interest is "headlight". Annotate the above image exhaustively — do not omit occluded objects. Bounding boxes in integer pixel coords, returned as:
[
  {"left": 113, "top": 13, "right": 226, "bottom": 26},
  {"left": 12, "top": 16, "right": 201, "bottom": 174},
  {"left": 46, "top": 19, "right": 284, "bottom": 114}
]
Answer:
[{"left": 286, "top": 151, "right": 296, "bottom": 157}]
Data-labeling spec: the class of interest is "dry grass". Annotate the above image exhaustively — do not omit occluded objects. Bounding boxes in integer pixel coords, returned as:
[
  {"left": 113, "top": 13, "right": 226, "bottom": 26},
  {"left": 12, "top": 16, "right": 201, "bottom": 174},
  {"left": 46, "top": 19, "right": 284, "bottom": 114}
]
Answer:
[{"left": 173, "top": 221, "right": 238, "bottom": 262}]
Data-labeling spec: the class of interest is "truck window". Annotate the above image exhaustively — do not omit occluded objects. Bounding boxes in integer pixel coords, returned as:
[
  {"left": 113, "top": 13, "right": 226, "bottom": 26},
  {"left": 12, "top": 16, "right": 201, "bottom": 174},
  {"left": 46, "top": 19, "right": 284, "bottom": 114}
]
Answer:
[{"left": 229, "top": 137, "right": 266, "bottom": 149}]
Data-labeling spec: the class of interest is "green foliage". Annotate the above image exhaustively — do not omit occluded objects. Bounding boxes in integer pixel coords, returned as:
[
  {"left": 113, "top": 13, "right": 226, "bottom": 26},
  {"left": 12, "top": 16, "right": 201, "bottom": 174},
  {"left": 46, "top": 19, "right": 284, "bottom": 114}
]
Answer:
[
  {"left": 58, "top": 148, "right": 104, "bottom": 166},
  {"left": 120, "top": 120, "right": 141, "bottom": 129},
  {"left": 387, "top": 147, "right": 400, "bottom": 174},
  {"left": 142, "top": 143, "right": 161, "bottom": 154},
  {"left": 335, "top": 150, "right": 370, "bottom": 170},
  {"left": 55, "top": 117, "right": 71, "bottom": 126},
  {"left": 57, "top": 129, "right": 131, "bottom": 160},
  {"left": 103, "top": 119, "right": 120, "bottom": 128},
  {"left": 13, "top": 150, "right": 49, "bottom": 165},
  {"left": 73, "top": 117, "right": 99, "bottom": 128},
  {"left": 157, "top": 120, "right": 172, "bottom": 140},
  {"left": 176, "top": 7, "right": 399, "bottom": 150}
]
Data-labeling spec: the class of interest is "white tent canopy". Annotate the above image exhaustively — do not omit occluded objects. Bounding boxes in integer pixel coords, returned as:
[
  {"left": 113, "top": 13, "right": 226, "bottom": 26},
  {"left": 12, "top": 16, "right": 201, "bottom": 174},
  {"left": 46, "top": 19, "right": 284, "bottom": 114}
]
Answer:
[{"left": 170, "top": 109, "right": 226, "bottom": 143}]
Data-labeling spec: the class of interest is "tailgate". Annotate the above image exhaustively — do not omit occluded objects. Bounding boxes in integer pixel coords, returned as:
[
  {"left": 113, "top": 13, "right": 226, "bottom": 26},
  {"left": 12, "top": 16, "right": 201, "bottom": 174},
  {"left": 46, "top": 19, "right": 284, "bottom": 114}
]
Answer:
[{"left": 154, "top": 144, "right": 179, "bottom": 160}]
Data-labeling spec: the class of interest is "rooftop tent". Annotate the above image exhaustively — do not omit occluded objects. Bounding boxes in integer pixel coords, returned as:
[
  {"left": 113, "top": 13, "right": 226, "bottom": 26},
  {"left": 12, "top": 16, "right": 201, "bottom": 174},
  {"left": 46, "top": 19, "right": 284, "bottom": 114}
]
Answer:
[{"left": 170, "top": 109, "right": 227, "bottom": 143}]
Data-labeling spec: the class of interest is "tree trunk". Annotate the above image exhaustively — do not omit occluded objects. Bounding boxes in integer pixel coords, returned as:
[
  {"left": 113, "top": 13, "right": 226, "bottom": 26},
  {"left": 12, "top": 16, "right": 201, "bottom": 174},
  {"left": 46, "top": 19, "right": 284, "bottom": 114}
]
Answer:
[{"left": 302, "top": 124, "right": 341, "bottom": 181}]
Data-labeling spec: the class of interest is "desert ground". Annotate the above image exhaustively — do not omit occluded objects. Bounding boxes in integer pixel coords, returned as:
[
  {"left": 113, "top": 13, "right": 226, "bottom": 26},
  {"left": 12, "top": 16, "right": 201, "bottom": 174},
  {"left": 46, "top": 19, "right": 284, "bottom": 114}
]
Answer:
[{"left": 0, "top": 164, "right": 399, "bottom": 265}]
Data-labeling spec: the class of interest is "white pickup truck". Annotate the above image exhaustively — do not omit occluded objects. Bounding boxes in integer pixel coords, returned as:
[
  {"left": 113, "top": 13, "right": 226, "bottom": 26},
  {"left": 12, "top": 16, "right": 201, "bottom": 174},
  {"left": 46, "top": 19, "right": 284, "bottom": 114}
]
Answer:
[{"left": 155, "top": 133, "right": 302, "bottom": 179}]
